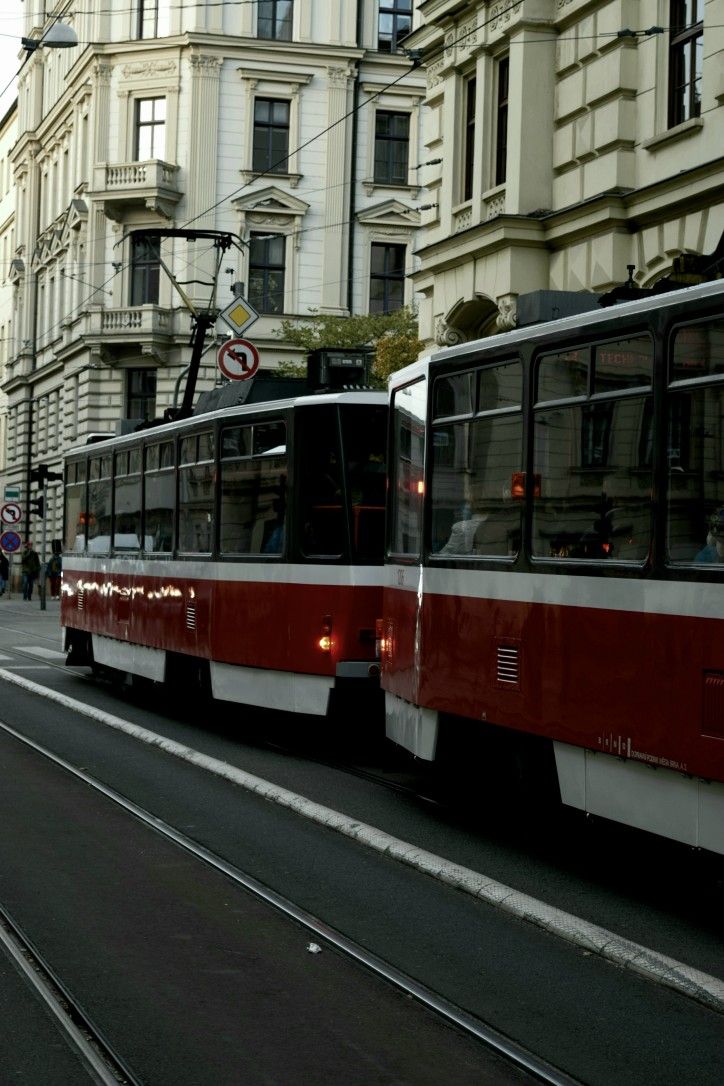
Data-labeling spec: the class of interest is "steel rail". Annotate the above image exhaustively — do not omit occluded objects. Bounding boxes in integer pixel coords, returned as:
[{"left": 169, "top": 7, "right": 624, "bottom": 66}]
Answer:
[{"left": 0, "top": 716, "right": 581, "bottom": 1086}]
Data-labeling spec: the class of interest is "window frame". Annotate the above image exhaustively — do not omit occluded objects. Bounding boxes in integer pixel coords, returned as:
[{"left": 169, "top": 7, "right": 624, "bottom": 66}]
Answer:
[
  {"left": 668, "top": 0, "right": 703, "bottom": 128},
  {"left": 369, "top": 241, "right": 406, "bottom": 315},
  {"left": 378, "top": 0, "right": 412, "bottom": 54},
  {"left": 248, "top": 232, "right": 287, "bottom": 315},
  {"left": 252, "top": 97, "right": 291, "bottom": 175},
  {"left": 257, "top": 0, "right": 293, "bottom": 41},
  {"left": 133, "top": 97, "right": 166, "bottom": 161},
  {"left": 373, "top": 110, "right": 411, "bottom": 186}
]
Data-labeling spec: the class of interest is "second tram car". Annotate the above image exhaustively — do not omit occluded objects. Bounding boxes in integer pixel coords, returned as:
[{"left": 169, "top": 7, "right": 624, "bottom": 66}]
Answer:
[
  {"left": 382, "top": 280, "right": 724, "bottom": 854},
  {"left": 62, "top": 389, "right": 387, "bottom": 717}
]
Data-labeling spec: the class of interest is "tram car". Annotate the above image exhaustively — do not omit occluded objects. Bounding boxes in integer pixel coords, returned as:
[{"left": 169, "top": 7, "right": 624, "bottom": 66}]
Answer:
[
  {"left": 61, "top": 386, "right": 387, "bottom": 717},
  {"left": 381, "top": 279, "right": 724, "bottom": 854}
]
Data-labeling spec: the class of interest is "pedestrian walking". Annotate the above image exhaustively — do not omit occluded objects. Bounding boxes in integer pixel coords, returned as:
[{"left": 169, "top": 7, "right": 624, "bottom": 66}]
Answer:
[
  {"left": 46, "top": 550, "right": 62, "bottom": 599},
  {"left": 0, "top": 552, "right": 8, "bottom": 596},
  {"left": 21, "top": 541, "right": 40, "bottom": 601}
]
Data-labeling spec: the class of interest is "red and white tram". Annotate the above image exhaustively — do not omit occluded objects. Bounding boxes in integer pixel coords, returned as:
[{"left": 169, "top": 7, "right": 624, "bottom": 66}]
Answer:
[
  {"left": 382, "top": 280, "right": 724, "bottom": 854},
  {"left": 62, "top": 388, "right": 387, "bottom": 717}
]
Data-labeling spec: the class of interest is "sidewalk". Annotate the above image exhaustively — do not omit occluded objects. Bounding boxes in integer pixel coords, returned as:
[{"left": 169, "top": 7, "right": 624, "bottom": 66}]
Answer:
[{"left": 0, "top": 590, "right": 63, "bottom": 639}]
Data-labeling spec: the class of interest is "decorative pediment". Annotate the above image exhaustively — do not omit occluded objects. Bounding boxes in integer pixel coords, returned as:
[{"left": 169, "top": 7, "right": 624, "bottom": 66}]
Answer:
[
  {"left": 9, "top": 258, "right": 25, "bottom": 285},
  {"left": 67, "top": 198, "right": 88, "bottom": 231},
  {"left": 232, "top": 186, "right": 310, "bottom": 230},
  {"left": 356, "top": 199, "right": 420, "bottom": 230}
]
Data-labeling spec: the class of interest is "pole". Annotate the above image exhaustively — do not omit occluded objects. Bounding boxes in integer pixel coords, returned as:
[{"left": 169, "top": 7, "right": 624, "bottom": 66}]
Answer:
[
  {"left": 180, "top": 312, "right": 216, "bottom": 417},
  {"left": 39, "top": 484, "right": 48, "bottom": 611}
]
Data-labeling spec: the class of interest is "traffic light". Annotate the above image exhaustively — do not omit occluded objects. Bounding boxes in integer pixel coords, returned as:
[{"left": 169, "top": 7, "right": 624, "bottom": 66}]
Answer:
[
  {"left": 29, "top": 495, "right": 44, "bottom": 518},
  {"left": 30, "top": 464, "right": 63, "bottom": 485}
]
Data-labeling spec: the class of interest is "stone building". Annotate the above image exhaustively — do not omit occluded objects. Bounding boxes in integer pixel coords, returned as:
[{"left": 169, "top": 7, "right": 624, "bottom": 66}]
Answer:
[
  {"left": 0, "top": 100, "right": 17, "bottom": 493},
  {"left": 404, "top": 0, "right": 724, "bottom": 346},
  {"left": 4, "top": 1, "right": 425, "bottom": 542}
]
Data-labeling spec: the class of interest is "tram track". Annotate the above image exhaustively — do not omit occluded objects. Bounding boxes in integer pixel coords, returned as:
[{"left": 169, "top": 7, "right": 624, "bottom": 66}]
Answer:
[
  {"left": 0, "top": 715, "right": 578, "bottom": 1086},
  {"left": 0, "top": 902, "right": 142, "bottom": 1086}
]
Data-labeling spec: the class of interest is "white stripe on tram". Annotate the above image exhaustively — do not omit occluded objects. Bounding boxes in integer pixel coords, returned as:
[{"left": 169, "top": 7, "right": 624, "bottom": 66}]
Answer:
[{"left": 63, "top": 559, "right": 385, "bottom": 588}]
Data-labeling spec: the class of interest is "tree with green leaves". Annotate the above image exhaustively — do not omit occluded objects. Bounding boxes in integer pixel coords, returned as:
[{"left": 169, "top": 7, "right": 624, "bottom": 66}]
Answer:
[{"left": 275, "top": 307, "right": 423, "bottom": 387}]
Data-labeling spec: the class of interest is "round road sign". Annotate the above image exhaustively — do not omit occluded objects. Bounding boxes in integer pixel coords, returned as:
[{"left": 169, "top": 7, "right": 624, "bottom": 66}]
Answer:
[
  {"left": 1, "top": 502, "right": 22, "bottom": 525},
  {"left": 1, "top": 530, "right": 21, "bottom": 553},
  {"left": 218, "top": 338, "right": 260, "bottom": 382}
]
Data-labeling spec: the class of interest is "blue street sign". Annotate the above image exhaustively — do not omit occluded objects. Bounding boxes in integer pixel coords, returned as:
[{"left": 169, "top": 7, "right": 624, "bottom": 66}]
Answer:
[{"left": 1, "top": 531, "right": 22, "bottom": 553}]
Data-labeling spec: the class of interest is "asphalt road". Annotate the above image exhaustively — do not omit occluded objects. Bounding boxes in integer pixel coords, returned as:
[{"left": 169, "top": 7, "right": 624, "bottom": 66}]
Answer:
[{"left": 0, "top": 597, "right": 723, "bottom": 1084}]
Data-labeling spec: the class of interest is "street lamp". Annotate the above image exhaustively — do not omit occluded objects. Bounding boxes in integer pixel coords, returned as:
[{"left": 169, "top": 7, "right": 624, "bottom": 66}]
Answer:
[{"left": 21, "top": 23, "right": 79, "bottom": 54}]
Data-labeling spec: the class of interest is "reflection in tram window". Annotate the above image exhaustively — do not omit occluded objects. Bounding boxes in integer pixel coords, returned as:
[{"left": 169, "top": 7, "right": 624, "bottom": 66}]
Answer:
[
  {"left": 178, "top": 432, "right": 214, "bottom": 553},
  {"left": 64, "top": 460, "right": 86, "bottom": 553},
  {"left": 666, "top": 384, "right": 724, "bottom": 565},
  {"left": 144, "top": 442, "right": 174, "bottom": 553},
  {"left": 220, "top": 422, "right": 287, "bottom": 556},
  {"left": 341, "top": 404, "right": 387, "bottom": 561},
  {"left": 87, "top": 456, "right": 112, "bottom": 553},
  {"left": 533, "top": 397, "right": 653, "bottom": 561},
  {"left": 431, "top": 363, "right": 522, "bottom": 558},
  {"left": 298, "top": 406, "right": 345, "bottom": 557},
  {"left": 390, "top": 380, "right": 426, "bottom": 557}
]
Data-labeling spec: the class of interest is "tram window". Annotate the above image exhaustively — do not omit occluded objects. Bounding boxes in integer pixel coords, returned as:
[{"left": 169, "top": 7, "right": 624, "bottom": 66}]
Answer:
[
  {"left": 390, "top": 380, "right": 426, "bottom": 557},
  {"left": 219, "top": 428, "right": 287, "bottom": 556},
  {"left": 593, "top": 336, "right": 653, "bottom": 393},
  {"left": 180, "top": 436, "right": 197, "bottom": 465},
  {"left": 254, "top": 421, "right": 286, "bottom": 456},
  {"left": 433, "top": 373, "right": 474, "bottom": 420},
  {"left": 160, "top": 441, "right": 174, "bottom": 468},
  {"left": 297, "top": 406, "right": 345, "bottom": 558},
  {"left": 113, "top": 475, "right": 142, "bottom": 551},
  {"left": 532, "top": 395, "right": 652, "bottom": 561},
  {"left": 198, "top": 431, "right": 214, "bottom": 462},
  {"left": 144, "top": 466, "right": 174, "bottom": 553},
  {"left": 64, "top": 475, "right": 86, "bottom": 553},
  {"left": 178, "top": 459, "right": 214, "bottom": 553},
  {"left": 115, "top": 451, "right": 129, "bottom": 477},
  {"left": 145, "top": 444, "right": 160, "bottom": 473},
  {"left": 431, "top": 415, "right": 522, "bottom": 557},
  {"left": 666, "top": 384, "right": 724, "bottom": 566},
  {"left": 221, "top": 426, "right": 252, "bottom": 459},
  {"left": 87, "top": 457, "right": 112, "bottom": 553},
  {"left": 537, "top": 348, "right": 587, "bottom": 403},
  {"left": 129, "top": 448, "right": 142, "bottom": 475},
  {"left": 478, "top": 361, "right": 522, "bottom": 412},
  {"left": 671, "top": 319, "right": 724, "bottom": 383},
  {"left": 341, "top": 404, "right": 387, "bottom": 562}
]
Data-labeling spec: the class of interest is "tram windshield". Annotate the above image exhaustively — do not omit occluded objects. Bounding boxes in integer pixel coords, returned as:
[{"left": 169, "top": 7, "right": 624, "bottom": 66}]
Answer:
[{"left": 298, "top": 403, "right": 387, "bottom": 562}]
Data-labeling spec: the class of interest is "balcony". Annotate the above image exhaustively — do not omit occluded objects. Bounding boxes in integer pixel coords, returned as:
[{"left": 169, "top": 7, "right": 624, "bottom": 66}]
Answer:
[
  {"left": 83, "top": 305, "right": 178, "bottom": 365},
  {"left": 91, "top": 160, "right": 183, "bottom": 221}
]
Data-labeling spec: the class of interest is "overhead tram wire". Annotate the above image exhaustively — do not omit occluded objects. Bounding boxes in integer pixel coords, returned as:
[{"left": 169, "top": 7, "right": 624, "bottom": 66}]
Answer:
[{"left": 8, "top": 0, "right": 687, "bottom": 344}]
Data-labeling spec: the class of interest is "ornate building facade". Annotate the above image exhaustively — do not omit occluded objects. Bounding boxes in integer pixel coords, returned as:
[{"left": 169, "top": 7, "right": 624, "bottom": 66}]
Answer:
[
  {"left": 405, "top": 0, "right": 723, "bottom": 346},
  {"left": 4, "top": 1, "right": 425, "bottom": 541}
]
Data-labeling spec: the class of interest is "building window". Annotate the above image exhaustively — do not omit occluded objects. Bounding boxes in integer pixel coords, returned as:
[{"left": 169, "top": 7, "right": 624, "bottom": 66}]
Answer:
[
  {"left": 137, "top": 0, "right": 170, "bottom": 39},
  {"left": 374, "top": 111, "right": 410, "bottom": 184},
  {"left": 668, "top": 0, "right": 703, "bottom": 127},
  {"left": 463, "top": 76, "right": 476, "bottom": 201},
  {"left": 370, "top": 243, "right": 405, "bottom": 314},
  {"left": 249, "top": 234, "right": 286, "bottom": 315},
  {"left": 134, "top": 98, "right": 166, "bottom": 160},
  {"left": 126, "top": 370, "right": 157, "bottom": 421},
  {"left": 378, "top": 0, "right": 412, "bottom": 54},
  {"left": 252, "top": 99, "right": 290, "bottom": 174},
  {"left": 258, "top": 0, "right": 293, "bottom": 40},
  {"left": 495, "top": 56, "right": 509, "bottom": 186},
  {"left": 130, "top": 236, "right": 160, "bottom": 305}
]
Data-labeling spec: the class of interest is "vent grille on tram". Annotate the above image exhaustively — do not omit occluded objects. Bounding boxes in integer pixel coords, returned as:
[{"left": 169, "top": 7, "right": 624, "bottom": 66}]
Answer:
[
  {"left": 186, "top": 605, "right": 197, "bottom": 631},
  {"left": 496, "top": 644, "right": 520, "bottom": 687}
]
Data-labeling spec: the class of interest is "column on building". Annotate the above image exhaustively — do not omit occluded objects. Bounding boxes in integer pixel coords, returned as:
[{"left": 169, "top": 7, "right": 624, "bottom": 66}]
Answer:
[{"left": 320, "top": 66, "right": 353, "bottom": 314}]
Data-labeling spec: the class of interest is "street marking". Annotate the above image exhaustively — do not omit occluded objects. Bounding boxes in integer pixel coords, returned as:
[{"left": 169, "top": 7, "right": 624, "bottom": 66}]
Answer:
[{"left": 1, "top": 668, "right": 723, "bottom": 1014}]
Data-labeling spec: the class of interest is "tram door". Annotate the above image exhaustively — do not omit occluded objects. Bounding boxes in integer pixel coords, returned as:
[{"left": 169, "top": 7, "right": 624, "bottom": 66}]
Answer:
[{"left": 383, "top": 379, "right": 427, "bottom": 707}]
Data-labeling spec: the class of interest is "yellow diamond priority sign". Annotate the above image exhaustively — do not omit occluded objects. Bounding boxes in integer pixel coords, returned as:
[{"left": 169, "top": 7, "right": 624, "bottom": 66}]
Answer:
[{"left": 219, "top": 294, "right": 260, "bottom": 336}]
